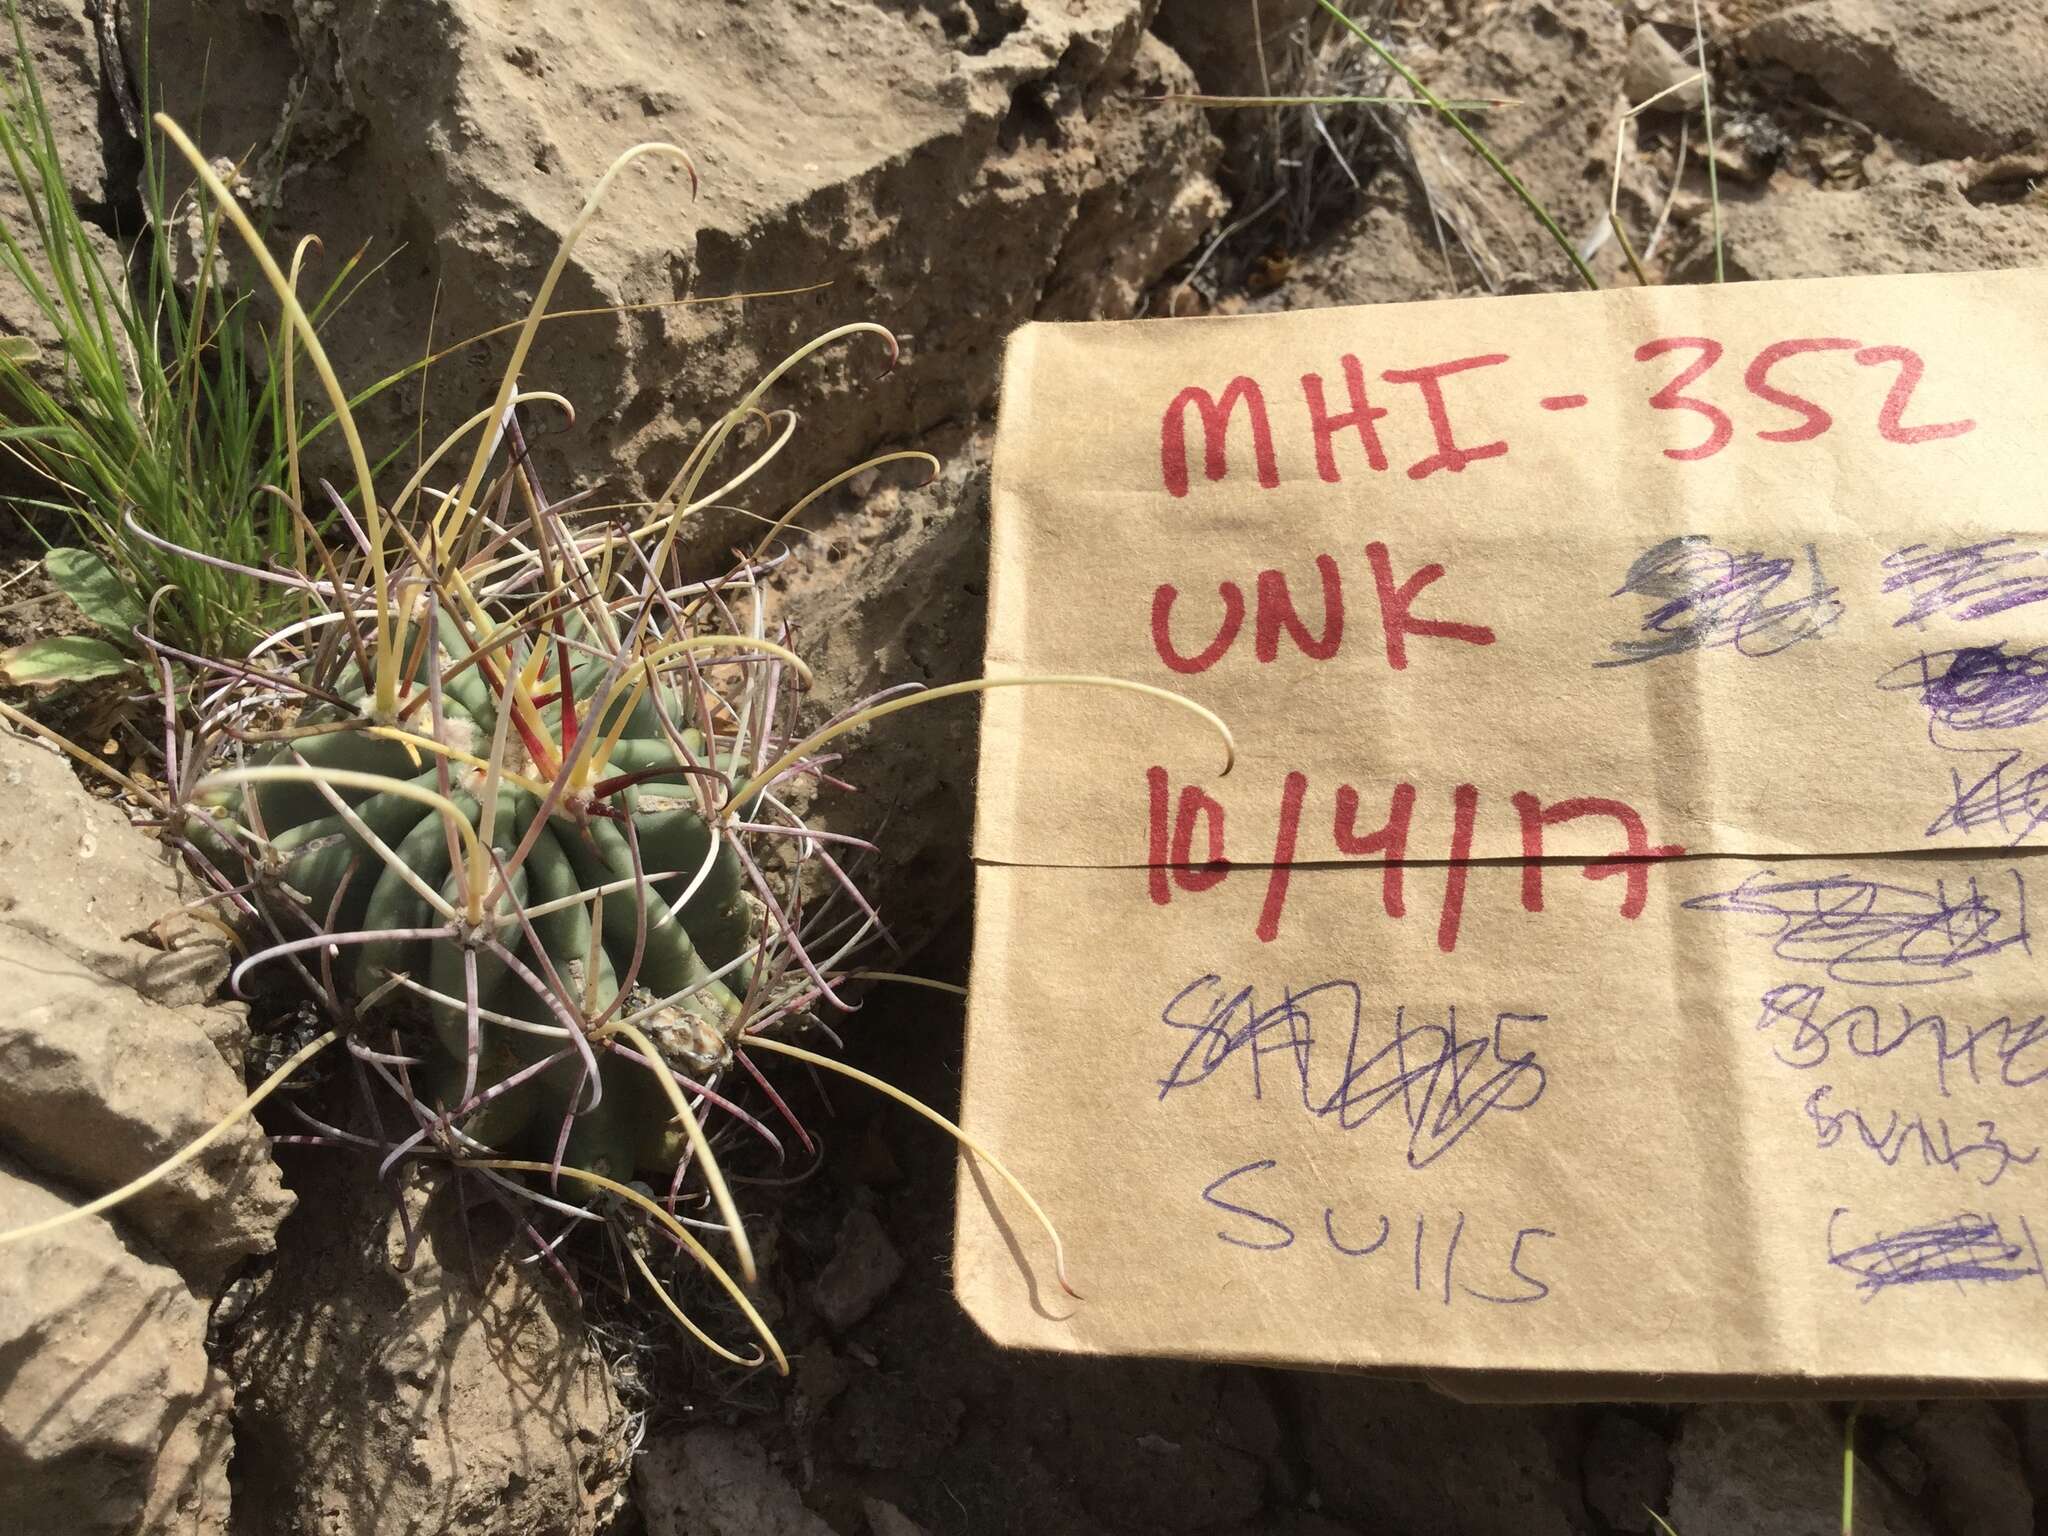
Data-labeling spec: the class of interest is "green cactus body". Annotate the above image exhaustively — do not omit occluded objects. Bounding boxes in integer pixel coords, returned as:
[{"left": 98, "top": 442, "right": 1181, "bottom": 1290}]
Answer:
[{"left": 230, "top": 627, "right": 766, "bottom": 1182}]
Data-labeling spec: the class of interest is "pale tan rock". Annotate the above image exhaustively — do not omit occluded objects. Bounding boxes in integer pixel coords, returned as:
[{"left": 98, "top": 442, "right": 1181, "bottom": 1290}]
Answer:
[
  {"left": 7, "top": 0, "right": 112, "bottom": 203},
  {"left": 0, "top": 920, "right": 290, "bottom": 1295},
  {"left": 812, "top": 1204, "right": 904, "bottom": 1332},
  {"left": 0, "top": 736, "right": 271, "bottom": 1533},
  {"left": 1040, "top": 33, "right": 1227, "bottom": 322},
  {"left": 0, "top": 727, "right": 189, "bottom": 986},
  {"left": 0, "top": 732, "right": 292, "bottom": 1295},
  {"left": 1744, "top": 0, "right": 2048, "bottom": 159},
  {"left": 1252, "top": 174, "right": 1463, "bottom": 311},
  {"left": 774, "top": 428, "right": 990, "bottom": 955},
  {"left": 638, "top": 1425, "right": 836, "bottom": 1536},
  {"left": 1624, "top": 24, "right": 1702, "bottom": 112},
  {"left": 128, "top": 0, "right": 1224, "bottom": 568},
  {"left": 138, "top": 1363, "right": 235, "bottom": 1536},
  {"left": 0, "top": 1160, "right": 230, "bottom": 1536}
]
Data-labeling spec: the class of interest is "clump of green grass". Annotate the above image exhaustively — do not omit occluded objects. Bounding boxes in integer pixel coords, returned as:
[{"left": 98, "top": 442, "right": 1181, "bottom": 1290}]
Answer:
[{"left": 0, "top": 1, "right": 380, "bottom": 674}]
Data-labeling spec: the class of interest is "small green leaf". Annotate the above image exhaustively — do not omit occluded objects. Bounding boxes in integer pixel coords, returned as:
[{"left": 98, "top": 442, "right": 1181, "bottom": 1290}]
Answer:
[
  {"left": 0, "top": 335, "right": 40, "bottom": 365},
  {"left": 0, "top": 634, "right": 133, "bottom": 685},
  {"left": 43, "top": 546, "right": 144, "bottom": 633}
]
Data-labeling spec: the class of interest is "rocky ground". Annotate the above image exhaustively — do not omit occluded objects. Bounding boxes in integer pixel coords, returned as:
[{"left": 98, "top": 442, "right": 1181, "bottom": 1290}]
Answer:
[{"left": 3, "top": 0, "right": 2047, "bottom": 1533}]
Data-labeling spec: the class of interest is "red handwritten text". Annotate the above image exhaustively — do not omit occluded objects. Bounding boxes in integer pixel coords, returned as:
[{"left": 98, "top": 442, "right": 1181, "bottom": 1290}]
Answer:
[
  {"left": 1151, "top": 544, "right": 1497, "bottom": 674},
  {"left": 1146, "top": 770, "right": 1685, "bottom": 948},
  {"left": 1155, "top": 338, "right": 1976, "bottom": 494}
]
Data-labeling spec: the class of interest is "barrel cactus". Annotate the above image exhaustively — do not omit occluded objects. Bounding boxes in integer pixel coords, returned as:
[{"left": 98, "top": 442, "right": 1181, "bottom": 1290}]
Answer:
[
  {"left": 230, "top": 619, "right": 777, "bottom": 1176},
  {"left": 193, "top": 563, "right": 841, "bottom": 1362}
]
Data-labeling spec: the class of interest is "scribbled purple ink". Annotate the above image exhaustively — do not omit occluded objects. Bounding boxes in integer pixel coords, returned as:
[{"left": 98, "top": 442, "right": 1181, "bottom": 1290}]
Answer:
[
  {"left": 1596, "top": 535, "right": 1841, "bottom": 668},
  {"left": 1879, "top": 643, "right": 2048, "bottom": 735},
  {"left": 1156, "top": 977, "right": 1546, "bottom": 1168},
  {"left": 1681, "top": 869, "right": 2029, "bottom": 986},
  {"left": 1924, "top": 750, "right": 2048, "bottom": 846},
  {"left": 1883, "top": 540, "right": 2048, "bottom": 629},
  {"left": 1827, "top": 1207, "right": 2043, "bottom": 1299}
]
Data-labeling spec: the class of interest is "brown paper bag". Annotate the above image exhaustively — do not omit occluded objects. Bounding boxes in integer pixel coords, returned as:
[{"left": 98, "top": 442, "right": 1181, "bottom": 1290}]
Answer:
[{"left": 956, "top": 268, "right": 2048, "bottom": 1397}]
